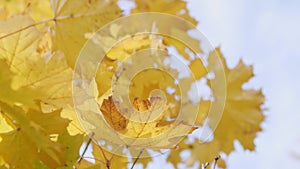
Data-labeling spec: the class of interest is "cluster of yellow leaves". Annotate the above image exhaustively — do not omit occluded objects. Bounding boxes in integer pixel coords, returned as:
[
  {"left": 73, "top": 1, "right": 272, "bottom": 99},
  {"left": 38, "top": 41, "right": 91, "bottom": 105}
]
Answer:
[
  {"left": 0, "top": 102, "right": 68, "bottom": 168},
  {"left": 0, "top": 0, "right": 265, "bottom": 169},
  {"left": 0, "top": 0, "right": 122, "bottom": 168}
]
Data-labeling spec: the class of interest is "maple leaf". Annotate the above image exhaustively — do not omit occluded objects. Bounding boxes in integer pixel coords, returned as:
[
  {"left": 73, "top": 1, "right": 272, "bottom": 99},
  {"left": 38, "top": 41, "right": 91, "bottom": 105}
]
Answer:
[
  {"left": 0, "top": 15, "right": 73, "bottom": 109},
  {"left": 167, "top": 48, "right": 265, "bottom": 168},
  {"left": 11, "top": 51, "right": 74, "bottom": 109},
  {"left": 100, "top": 96, "right": 128, "bottom": 131},
  {"left": 0, "top": 15, "right": 42, "bottom": 73},
  {"left": 0, "top": 101, "right": 70, "bottom": 169},
  {"left": 50, "top": 0, "right": 122, "bottom": 67},
  {"left": 131, "top": 0, "right": 202, "bottom": 59},
  {"left": 211, "top": 48, "right": 265, "bottom": 152}
]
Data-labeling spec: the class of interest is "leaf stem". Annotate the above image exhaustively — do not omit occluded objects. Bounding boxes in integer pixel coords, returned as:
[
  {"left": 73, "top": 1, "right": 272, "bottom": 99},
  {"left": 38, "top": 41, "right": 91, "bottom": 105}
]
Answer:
[
  {"left": 213, "top": 155, "right": 221, "bottom": 169},
  {"left": 92, "top": 136, "right": 110, "bottom": 167},
  {"left": 201, "top": 162, "right": 209, "bottom": 169},
  {"left": 130, "top": 148, "right": 144, "bottom": 169},
  {"left": 78, "top": 132, "right": 95, "bottom": 163}
]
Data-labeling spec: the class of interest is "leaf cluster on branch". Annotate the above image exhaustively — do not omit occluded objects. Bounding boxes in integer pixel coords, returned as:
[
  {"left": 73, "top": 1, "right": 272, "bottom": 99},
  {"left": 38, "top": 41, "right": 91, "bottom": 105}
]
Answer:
[{"left": 0, "top": 0, "right": 264, "bottom": 168}]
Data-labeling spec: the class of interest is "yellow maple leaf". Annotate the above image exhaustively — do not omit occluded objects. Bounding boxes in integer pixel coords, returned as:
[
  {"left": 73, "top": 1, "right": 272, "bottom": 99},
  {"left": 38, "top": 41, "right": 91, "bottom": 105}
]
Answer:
[
  {"left": 211, "top": 48, "right": 265, "bottom": 153},
  {"left": 167, "top": 48, "right": 265, "bottom": 168},
  {"left": 12, "top": 51, "right": 74, "bottom": 108},
  {"left": 131, "top": 0, "right": 202, "bottom": 60},
  {"left": 0, "top": 15, "right": 73, "bottom": 109},
  {"left": 0, "top": 15, "right": 42, "bottom": 73},
  {"left": 50, "top": 0, "right": 122, "bottom": 67}
]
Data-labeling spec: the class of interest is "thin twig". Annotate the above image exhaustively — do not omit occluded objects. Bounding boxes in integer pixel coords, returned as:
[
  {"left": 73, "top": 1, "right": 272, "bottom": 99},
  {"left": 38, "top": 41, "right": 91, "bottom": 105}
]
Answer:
[
  {"left": 93, "top": 138, "right": 109, "bottom": 166},
  {"left": 213, "top": 155, "right": 221, "bottom": 169},
  {"left": 130, "top": 148, "right": 145, "bottom": 169},
  {"left": 78, "top": 132, "right": 95, "bottom": 163},
  {"left": 202, "top": 162, "right": 209, "bottom": 169},
  {"left": 108, "top": 145, "right": 123, "bottom": 162}
]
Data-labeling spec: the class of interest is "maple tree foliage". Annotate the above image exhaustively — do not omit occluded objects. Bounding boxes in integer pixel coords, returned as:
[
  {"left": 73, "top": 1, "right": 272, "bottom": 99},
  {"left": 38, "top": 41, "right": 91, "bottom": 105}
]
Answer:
[{"left": 0, "top": 0, "right": 265, "bottom": 169}]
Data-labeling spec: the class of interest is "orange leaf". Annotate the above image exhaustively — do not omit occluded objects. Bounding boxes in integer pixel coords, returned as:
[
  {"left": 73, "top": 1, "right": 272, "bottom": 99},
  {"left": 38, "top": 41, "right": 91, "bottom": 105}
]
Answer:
[{"left": 100, "top": 96, "right": 128, "bottom": 131}]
